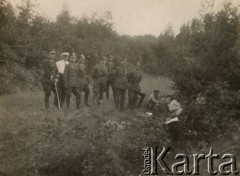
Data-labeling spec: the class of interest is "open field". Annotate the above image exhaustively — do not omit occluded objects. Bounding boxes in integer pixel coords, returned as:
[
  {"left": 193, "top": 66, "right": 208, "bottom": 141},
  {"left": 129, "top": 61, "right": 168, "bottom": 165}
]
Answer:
[{"left": 0, "top": 74, "right": 174, "bottom": 176}]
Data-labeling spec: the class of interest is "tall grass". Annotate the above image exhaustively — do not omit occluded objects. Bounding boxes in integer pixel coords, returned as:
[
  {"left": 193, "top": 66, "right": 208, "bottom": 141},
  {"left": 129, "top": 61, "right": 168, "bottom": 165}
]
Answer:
[{"left": 0, "top": 73, "right": 174, "bottom": 176}]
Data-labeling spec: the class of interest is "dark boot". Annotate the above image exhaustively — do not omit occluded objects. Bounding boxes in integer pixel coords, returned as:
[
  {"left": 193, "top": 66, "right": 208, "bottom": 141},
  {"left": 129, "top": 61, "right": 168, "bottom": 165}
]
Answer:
[
  {"left": 76, "top": 95, "right": 80, "bottom": 109},
  {"left": 84, "top": 93, "right": 90, "bottom": 106},
  {"left": 44, "top": 96, "right": 50, "bottom": 109},
  {"left": 106, "top": 82, "right": 110, "bottom": 100},
  {"left": 138, "top": 92, "right": 145, "bottom": 107},
  {"left": 120, "top": 89, "right": 126, "bottom": 111},
  {"left": 66, "top": 96, "right": 70, "bottom": 108}
]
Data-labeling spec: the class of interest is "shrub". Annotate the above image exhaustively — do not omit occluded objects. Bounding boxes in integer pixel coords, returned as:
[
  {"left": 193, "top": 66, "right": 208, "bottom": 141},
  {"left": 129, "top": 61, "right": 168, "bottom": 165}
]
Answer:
[{"left": 0, "top": 63, "right": 40, "bottom": 95}]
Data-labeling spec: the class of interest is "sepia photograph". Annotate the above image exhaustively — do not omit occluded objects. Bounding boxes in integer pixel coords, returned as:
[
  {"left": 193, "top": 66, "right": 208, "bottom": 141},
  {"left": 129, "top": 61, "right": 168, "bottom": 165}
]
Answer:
[{"left": 0, "top": 0, "right": 240, "bottom": 175}]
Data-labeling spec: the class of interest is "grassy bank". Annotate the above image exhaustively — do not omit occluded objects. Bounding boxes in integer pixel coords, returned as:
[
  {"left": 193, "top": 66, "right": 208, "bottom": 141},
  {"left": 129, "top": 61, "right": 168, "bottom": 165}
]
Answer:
[{"left": 0, "top": 74, "right": 174, "bottom": 176}]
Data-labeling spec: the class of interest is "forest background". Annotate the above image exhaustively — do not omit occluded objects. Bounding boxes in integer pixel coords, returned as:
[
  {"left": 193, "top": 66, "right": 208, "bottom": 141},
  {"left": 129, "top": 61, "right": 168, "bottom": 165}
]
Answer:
[{"left": 0, "top": 0, "right": 240, "bottom": 175}]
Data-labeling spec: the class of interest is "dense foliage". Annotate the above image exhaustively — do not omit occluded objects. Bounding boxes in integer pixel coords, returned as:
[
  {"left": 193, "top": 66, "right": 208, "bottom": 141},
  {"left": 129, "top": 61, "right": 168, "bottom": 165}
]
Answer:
[
  {"left": 0, "top": 0, "right": 176, "bottom": 94},
  {"left": 0, "top": 0, "right": 240, "bottom": 175}
]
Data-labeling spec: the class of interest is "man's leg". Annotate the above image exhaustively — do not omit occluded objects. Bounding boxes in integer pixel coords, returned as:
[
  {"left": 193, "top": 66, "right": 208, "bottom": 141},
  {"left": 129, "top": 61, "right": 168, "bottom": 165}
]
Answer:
[
  {"left": 106, "top": 81, "right": 110, "bottom": 100},
  {"left": 153, "top": 104, "right": 160, "bottom": 116},
  {"left": 83, "top": 84, "right": 90, "bottom": 106},
  {"left": 114, "top": 88, "right": 120, "bottom": 109},
  {"left": 128, "top": 90, "right": 134, "bottom": 110},
  {"left": 61, "top": 86, "right": 66, "bottom": 107},
  {"left": 132, "top": 91, "right": 138, "bottom": 108},
  {"left": 137, "top": 92, "right": 145, "bottom": 107},
  {"left": 59, "top": 75, "right": 66, "bottom": 108},
  {"left": 53, "top": 84, "right": 61, "bottom": 108},
  {"left": 111, "top": 81, "right": 116, "bottom": 102},
  {"left": 73, "top": 87, "right": 80, "bottom": 109},
  {"left": 93, "top": 81, "right": 100, "bottom": 105},
  {"left": 66, "top": 87, "right": 72, "bottom": 108},
  {"left": 44, "top": 84, "right": 51, "bottom": 109},
  {"left": 98, "top": 82, "right": 106, "bottom": 101},
  {"left": 120, "top": 89, "right": 126, "bottom": 111}
]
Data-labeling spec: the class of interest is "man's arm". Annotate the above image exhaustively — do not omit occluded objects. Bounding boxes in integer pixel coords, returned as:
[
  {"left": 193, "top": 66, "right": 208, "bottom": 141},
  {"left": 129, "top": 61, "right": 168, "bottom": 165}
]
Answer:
[
  {"left": 149, "top": 94, "right": 159, "bottom": 104},
  {"left": 127, "top": 71, "right": 133, "bottom": 83},
  {"left": 90, "top": 65, "right": 97, "bottom": 79},
  {"left": 63, "top": 65, "right": 69, "bottom": 88}
]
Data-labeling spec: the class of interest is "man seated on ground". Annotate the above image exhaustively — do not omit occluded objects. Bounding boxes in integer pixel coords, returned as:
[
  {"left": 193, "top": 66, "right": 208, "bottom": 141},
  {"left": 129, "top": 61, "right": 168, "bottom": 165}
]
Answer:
[
  {"left": 152, "top": 96, "right": 168, "bottom": 116},
  {"left": 128, "top": 62, "right": 145, "bottom": 110},
  {"left": 165, "top": 95, "right": 184, "bottom": 145},
  {"left": 166, "top": 95, "right": 183, "bottom": 118},
  {"left": 146, "top": 90, "right": 160, "bottom": 110}
]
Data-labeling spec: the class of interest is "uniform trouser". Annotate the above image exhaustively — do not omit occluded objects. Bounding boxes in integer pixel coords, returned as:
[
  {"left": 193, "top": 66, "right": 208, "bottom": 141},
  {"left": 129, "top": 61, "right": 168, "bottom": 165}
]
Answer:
[
  {"left": 66, "top": 87, "right": 81, "bottom": 108},
  {"left": 43, "top": 83, "right": 58, "bottom": 109},
  {"left": 128, "top": 90, "right": 145, "bottom": 109},
  {"left": 80, "top": 84, "right": 90, "bottom": 104},
  {"left": 106, "top": 80, "right": 115, "bottom": 100},
  {"left": 147, "top": 100, "right": 157, "bottom": 110},
  {"left": 167, "top": 122, "right": 181, "bottom": 144},
  {"left": 115, "top": 88, "right": 127, "bottom": 111},
  {"left": 96, "top": 82, "right": 106, "bottom": 101},
  {"left": 58, "top": 74, "right": 66, "bottom": 107}
]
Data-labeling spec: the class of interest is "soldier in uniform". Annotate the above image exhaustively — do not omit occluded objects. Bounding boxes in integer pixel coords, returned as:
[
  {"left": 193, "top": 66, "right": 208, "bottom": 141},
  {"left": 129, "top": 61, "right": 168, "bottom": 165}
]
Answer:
[
  {"left": 56, "top": 52, "right": 69, "bottom": 107},
  {"left": 40, "top": 50, "right": 59, "bottom": 109},
  {"left": 91, "top": 56, "right": 108, "bottom": 105},
  {"left": 146, "top": 90, "right": 160, "bottom": 110},
  {"left": 77, "top": 54, "right": 90, "bottom": 106},
  {"left": 128, "top": 62, "right": 145, "bottom": 110},
  {"left": 63, "top": 53, "right": 81, "bottom": 109},
  {"left": 106, "top": 55, "right": 115, "bottom": 100},
  {"left": 114, "top": 58, "right": 129, "bottom": 111}
]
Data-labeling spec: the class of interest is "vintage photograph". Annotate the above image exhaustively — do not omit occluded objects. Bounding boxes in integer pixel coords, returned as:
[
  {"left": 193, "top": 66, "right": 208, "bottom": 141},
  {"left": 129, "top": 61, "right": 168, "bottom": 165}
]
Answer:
[{"left": 0, "top": 0, "right": 239, "bottom": 175}]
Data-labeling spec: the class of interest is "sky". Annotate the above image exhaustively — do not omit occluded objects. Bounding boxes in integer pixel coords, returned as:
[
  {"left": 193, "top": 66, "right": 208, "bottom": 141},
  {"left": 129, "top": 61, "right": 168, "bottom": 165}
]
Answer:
[{"left": 8, "top": 0, "right": 240, "bottom": 36}]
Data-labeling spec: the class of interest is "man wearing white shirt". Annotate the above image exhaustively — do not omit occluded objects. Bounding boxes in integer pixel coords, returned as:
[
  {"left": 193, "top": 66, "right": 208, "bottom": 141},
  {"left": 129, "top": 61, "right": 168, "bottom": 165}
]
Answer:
[
  {"left": 166, "top": 95, "right": 183, "bottom": 144},
  {"left": 56, "top": 52, "right": 69, "bottom": 107},
  {"left": 166, "top": 95, "right": 183, "bottom": 117},
  {"left": 146, "top": 90, "right": 160, "bottom": 110}
]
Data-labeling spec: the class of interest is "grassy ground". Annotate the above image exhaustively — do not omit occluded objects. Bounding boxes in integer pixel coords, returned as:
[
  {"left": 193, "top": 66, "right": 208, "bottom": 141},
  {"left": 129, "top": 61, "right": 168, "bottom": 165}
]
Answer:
[{"left": 0, "top": 73, "right": 174, "bottom": 176}]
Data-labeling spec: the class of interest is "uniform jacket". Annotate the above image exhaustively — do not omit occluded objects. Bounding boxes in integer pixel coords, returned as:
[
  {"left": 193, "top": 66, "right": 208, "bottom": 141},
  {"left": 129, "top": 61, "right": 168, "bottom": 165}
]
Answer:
[
  {"left": 114, "top": 65, "right": 129, "bottom": 89},
  {"left": 168, "top": 99, "right": 183, "bottom": 116},
  {"left": 56, "top": 60, "right": 69, "bottom": 74},
  {"left": 63, "top": 63, "right": 79, "bottom": 88},
  {"left": 128, "top": 70, "right": 142, "bottom": 92},
  {"left": 106, "top": 62, "right": 115, "bottom": 81},
  {"left": 91, "top": 64, "right": 108, "bottom": 83},
  {"left": 41, "top": 58, "right": 58, "bottom": 85},
  {"left": 78, "top": 63, "right": 89, "bottom": 85}
]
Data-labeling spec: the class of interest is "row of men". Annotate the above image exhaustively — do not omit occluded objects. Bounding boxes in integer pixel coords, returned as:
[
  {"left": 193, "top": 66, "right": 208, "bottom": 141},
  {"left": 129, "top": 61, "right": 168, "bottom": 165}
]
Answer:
[{"left": 40, "top": 50, "right": 146, "bottom": 111}]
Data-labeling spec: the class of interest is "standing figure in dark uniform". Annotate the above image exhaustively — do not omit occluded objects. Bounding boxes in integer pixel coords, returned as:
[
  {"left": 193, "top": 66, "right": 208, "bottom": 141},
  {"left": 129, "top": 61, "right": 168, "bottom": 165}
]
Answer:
[
  {"left": 128, "top": 62, "right": 145, "bottom": 110},
  {"left": 77, "top": 54, "right": 90, "bottom": 106},
  {"left": 114, "top": 58, "right": 129, "bottom": 111},
  {"left": 56, "top": 53, "right": 69, "bottom": 107},
  {"left": 91, "top": 56, "right": 108, "bottom": 105},
  {"left": 106, "top": 55, "right": 115, "bottom": 100},
  {"left": 40, "top": 50, "right": 59, "bottom": 109},
  {"left": 63, "top": 53, "right": 81, "bottom": 109}
]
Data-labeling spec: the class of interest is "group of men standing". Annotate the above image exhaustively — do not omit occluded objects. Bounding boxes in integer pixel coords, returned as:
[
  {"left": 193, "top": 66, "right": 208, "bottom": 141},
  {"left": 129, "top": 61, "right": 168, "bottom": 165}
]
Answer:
[
  {"left": 40, "top": 50, "right": 145, "bottom": 111},
  {"left": 41, "top": 51, "right": 90, "bottom": 109}
]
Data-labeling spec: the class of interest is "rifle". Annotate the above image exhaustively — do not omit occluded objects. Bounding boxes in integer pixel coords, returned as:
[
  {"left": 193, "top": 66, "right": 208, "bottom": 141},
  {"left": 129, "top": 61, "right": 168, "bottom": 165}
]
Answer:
[{"left": 54, "top": 81, "right": 61, "bottom": 110}]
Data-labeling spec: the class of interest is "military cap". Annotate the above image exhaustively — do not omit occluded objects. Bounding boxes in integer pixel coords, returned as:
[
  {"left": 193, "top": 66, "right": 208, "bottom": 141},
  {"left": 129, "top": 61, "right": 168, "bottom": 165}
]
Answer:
[
  {"left": 121, "top": 58, "right": 127, "bottom": 62},
  {"left": 101, "top": 56, "right": 107, "bottom": 61},
  {"left": 71, "top": 53, "right": 77, "bottom": 59},
  {"left": 108, "top": 55, "right": 114, "bottom": 61},
  {"left": 136, "top": 62, "right": 141, "bottom": 67},
  {"left": 49, "top": 50, "right": 56, "bottom": 54},
  {"left": 61, "top": 52, "right": 70, "bottom": 57},
  {"left": 80, "top": 54, "right": 85, "bottom": 59}
]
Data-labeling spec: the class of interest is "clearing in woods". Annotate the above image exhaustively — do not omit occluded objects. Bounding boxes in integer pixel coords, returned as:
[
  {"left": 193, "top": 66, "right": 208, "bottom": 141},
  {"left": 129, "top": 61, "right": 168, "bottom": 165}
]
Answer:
[{"left": 0, "top": 73, "right": 174, "bottom": 176}]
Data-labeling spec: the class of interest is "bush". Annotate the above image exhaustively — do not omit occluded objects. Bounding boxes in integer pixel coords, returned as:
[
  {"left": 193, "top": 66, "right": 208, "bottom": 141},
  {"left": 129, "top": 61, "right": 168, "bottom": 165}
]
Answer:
[{"left": 0, "top": 63, "right": 40, "bottom": 95}]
